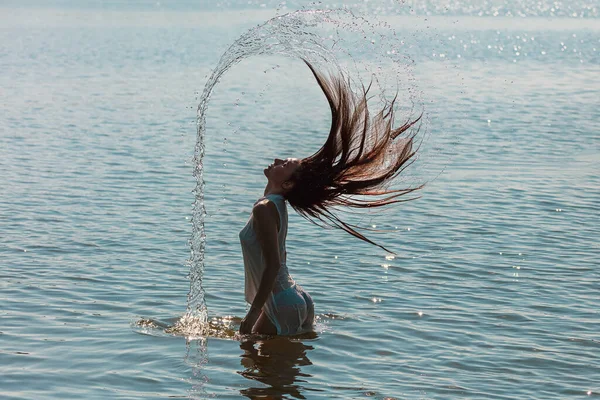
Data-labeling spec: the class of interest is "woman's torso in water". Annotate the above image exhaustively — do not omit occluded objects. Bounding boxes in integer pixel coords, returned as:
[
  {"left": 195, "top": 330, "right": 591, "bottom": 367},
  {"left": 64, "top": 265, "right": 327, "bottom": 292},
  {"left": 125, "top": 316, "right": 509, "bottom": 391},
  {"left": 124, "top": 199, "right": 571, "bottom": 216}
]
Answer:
[{"left": 239, "top": 193, "right": 314, "bottom": 335}]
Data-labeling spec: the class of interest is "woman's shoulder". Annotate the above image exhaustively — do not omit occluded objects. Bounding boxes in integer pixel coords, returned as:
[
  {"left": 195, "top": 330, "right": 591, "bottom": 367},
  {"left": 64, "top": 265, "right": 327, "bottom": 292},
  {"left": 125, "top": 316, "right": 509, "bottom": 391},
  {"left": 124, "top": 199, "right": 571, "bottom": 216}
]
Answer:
[
  {"left": 252, "top": 197, "right": 282, "bottom": 229},
  {"left": 254, "top": 193, "right": 284, "bottom": 206},
  {"left": 253, "top": 198, "right": 278, "bottom": 216}
]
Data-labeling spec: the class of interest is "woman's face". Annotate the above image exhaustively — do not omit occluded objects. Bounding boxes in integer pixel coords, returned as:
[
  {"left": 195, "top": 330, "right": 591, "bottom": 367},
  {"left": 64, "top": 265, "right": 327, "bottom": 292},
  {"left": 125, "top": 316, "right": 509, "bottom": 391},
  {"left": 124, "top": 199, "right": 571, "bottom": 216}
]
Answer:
[{"left": 264, "top": 157, "right": 302, "bottom": 189}]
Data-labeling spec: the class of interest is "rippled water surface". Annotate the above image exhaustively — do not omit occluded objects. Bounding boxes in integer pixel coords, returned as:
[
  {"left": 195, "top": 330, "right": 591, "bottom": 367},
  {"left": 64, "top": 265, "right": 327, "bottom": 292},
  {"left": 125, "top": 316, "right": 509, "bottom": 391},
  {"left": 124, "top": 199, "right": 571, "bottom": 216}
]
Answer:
[{"left": 1, "top": 2, "right": 599, "bottom": 399}]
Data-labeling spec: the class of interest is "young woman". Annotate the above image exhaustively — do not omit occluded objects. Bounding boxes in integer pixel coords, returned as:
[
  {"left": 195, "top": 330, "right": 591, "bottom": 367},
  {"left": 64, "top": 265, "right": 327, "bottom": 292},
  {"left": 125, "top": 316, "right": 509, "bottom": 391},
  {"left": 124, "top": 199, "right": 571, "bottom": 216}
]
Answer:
[{"left": 239, "top": 60, "right": 421, "bottom": 335}]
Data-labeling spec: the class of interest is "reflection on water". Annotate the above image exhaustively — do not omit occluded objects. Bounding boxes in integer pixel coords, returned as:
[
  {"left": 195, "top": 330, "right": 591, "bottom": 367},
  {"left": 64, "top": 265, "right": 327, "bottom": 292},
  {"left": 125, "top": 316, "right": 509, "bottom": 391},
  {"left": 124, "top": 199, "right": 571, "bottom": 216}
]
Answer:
[
  {"left": 134, "top": 316, "right": 320, "bottom": 398},
  {"left": 185, "top": 338, "right": 210, "bottom": 400},
  {"left": 238, "top": 337, "right": 317, "bottom": 399}
]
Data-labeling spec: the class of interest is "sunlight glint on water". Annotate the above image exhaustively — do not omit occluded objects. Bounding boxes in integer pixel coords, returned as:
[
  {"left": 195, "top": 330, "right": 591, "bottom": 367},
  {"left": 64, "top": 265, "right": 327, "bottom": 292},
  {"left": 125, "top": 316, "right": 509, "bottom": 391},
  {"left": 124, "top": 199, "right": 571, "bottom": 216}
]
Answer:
[{"left": 1, "top": 2, "right": 598, "bottom": 399}]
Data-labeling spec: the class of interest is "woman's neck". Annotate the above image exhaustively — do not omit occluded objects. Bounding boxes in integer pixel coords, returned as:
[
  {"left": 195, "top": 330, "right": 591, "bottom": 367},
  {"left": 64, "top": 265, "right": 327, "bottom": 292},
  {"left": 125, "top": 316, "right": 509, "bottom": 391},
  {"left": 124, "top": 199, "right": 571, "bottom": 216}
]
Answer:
[{"left": 263, "top": 182, "right": 285, "bottom": 197}]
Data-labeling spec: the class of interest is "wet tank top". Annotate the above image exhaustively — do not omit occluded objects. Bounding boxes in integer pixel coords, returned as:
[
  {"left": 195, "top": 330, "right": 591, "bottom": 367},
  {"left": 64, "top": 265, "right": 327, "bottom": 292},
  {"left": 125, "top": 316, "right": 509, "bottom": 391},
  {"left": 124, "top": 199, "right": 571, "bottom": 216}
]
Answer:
[{"left": 239, "top": 193, "right": 295, "bottom": 308}]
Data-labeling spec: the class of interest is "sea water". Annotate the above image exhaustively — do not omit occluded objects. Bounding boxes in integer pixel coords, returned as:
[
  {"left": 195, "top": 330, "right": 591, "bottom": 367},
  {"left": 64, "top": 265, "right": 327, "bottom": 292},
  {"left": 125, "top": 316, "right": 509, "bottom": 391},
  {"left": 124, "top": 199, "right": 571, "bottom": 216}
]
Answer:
[{"left": 1, "top": 1, "right": 598, "bottom": 399}]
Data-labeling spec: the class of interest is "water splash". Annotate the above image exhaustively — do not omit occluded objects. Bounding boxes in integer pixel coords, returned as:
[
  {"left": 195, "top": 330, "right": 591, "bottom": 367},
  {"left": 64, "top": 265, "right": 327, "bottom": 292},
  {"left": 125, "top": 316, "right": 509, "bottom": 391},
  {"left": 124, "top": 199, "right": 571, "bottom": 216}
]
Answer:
[{"left": 177, "top": 8, "right": 428, "bottom": 337}]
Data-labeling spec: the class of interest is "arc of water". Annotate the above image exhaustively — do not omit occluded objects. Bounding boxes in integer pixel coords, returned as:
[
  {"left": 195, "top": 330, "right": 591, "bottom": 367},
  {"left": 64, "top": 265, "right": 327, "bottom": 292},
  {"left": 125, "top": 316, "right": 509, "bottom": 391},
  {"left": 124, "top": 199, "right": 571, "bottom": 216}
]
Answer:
[
  {"left": 179, "top": 8, "right": 425, "bottom": 337},
  {"left": 183, "top": 10, "right": 345, "bottom": 336}
]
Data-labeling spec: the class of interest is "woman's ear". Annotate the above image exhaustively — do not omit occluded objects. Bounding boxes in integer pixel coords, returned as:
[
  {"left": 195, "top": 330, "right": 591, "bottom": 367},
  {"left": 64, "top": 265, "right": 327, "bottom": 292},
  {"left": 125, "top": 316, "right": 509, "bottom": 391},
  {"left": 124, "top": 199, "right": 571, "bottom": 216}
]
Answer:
[{"left": 282, "top": 180, "right": 294, "bottom": 191}]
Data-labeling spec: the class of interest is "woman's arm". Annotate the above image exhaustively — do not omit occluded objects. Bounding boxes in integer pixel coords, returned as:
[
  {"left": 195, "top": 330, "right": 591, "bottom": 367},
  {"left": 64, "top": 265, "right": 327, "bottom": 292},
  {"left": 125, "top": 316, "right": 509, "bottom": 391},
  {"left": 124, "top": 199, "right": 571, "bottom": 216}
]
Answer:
[
  {"left": 250, "top": 200, "right": 282, "bottom": 309},
  {"left": 239, "top": 200, "right": 281, "bottom": 334}
]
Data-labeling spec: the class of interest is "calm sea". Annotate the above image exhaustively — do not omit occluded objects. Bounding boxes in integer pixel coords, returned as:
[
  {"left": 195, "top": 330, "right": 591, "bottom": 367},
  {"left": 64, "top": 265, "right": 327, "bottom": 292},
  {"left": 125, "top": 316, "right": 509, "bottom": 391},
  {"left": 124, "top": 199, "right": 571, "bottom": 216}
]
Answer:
[{"left": 1, "top": 1, "right": 598, "bottom": 399}]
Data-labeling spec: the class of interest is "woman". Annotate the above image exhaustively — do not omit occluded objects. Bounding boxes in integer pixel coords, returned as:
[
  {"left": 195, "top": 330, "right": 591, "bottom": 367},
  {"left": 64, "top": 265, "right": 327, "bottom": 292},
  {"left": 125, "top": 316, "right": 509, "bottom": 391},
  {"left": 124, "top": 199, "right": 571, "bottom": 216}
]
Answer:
[{"left": 239, "top": 60, "right": 421, "bottom": 335}]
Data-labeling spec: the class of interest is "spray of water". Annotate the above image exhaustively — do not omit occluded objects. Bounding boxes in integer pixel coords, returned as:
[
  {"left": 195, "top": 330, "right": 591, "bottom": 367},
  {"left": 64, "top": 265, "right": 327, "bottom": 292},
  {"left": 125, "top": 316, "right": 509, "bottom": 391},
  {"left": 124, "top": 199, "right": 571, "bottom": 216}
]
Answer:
[{"left": 171, "top": 8, "right": 430, "bottom": 337}]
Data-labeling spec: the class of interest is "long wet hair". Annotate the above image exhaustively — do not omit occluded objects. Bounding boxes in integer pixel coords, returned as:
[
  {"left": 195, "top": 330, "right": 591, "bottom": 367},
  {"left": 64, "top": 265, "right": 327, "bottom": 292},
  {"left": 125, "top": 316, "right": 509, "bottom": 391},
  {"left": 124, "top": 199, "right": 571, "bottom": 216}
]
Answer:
[{"left": 285, "top": 60, "right": 423, "bottom": 254}]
